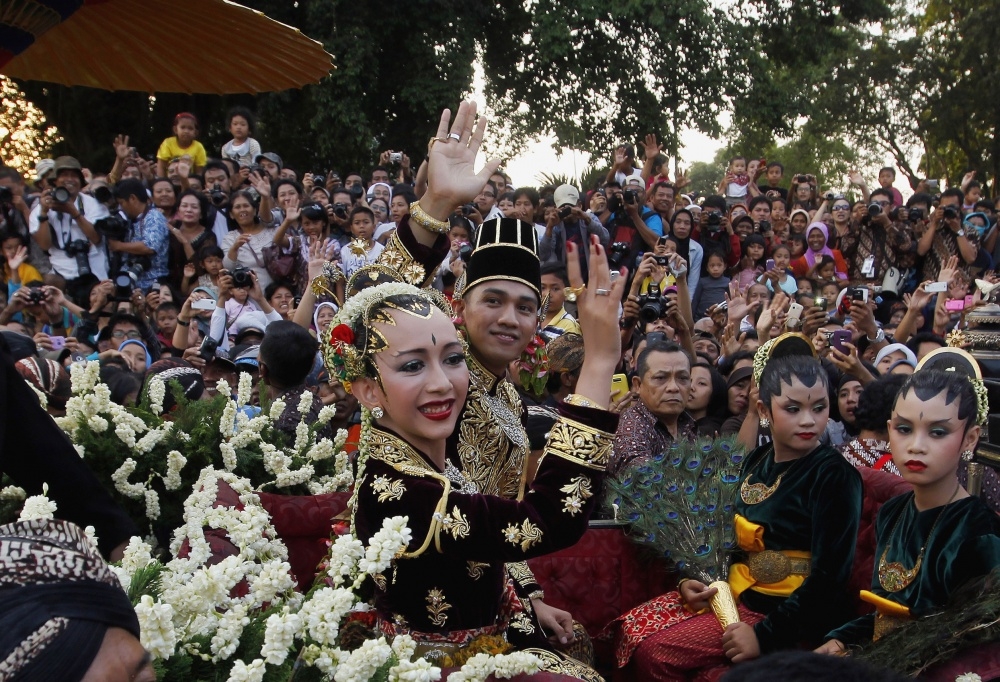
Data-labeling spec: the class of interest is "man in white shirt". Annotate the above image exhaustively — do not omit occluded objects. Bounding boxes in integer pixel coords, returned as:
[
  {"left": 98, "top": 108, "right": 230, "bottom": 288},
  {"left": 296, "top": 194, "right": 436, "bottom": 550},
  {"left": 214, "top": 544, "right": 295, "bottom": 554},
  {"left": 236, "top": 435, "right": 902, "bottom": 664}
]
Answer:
[{"left": 28, "top": 156, "right": 109, "bottom": 302}]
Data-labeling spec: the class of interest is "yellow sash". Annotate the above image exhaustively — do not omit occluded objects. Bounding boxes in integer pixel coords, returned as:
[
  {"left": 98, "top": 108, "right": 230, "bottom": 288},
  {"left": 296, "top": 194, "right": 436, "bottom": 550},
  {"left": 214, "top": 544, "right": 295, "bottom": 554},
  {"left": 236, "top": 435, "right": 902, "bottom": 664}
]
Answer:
[
  {"left": 859, "top": 590, "right": 911, "bottom": 619},
  {"left": 728, "top": 514, "right": 810, "bottom": 601}
]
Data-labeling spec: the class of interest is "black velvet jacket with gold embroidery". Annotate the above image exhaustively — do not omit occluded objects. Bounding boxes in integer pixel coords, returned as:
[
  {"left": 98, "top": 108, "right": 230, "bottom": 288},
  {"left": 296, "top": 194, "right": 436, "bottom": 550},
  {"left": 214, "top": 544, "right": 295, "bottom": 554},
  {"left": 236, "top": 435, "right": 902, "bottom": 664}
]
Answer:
[{"left": 352, "top": 402, "right": 617, "bottom": 636}]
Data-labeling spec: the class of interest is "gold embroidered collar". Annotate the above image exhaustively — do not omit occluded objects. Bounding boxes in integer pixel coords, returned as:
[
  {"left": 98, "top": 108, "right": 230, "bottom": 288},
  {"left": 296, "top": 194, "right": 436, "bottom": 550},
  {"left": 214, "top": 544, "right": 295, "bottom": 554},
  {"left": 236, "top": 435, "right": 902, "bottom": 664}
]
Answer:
[{"left": 467, "top": 350, "right": 503, "bottom": 394}]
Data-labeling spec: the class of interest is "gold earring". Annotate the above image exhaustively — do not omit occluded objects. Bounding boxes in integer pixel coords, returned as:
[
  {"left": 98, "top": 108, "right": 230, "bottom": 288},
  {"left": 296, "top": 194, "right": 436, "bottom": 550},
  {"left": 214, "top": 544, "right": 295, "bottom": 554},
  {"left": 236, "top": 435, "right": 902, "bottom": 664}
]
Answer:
[
  {"left": 961, "top": 450, "right": 974, "bottom": 462},
  {"left": 372, "top": 406, "right": 385, "bottom": 419},
  {"left": 759, "top": 417, "right": 770, "bottom": 428}
]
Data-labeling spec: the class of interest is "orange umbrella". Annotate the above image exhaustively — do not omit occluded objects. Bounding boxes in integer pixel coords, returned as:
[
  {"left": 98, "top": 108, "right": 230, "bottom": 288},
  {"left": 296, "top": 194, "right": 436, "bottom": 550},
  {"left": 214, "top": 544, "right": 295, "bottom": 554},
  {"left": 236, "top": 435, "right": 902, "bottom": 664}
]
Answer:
[{"left": 0, "top": 0, "right": 333, "bottom": 93}]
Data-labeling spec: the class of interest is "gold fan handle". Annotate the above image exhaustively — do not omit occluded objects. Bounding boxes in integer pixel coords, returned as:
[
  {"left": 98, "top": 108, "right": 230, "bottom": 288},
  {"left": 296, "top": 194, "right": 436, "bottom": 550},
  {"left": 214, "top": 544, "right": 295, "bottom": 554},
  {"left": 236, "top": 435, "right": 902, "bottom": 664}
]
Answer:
[{"left": 708, "top": 580, "right": 741, "bottom": 629}]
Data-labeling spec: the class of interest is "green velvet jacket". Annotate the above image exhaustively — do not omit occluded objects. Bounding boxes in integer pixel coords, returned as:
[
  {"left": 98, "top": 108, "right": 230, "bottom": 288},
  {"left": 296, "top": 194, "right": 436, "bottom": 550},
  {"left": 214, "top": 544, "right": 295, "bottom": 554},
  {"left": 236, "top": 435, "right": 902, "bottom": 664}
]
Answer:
[
  {"left": 736, "top": 443, "right": 864, "bottom": 652},
  {"left": 828, "top": 492, "right": 1000, "bottom": 645}
]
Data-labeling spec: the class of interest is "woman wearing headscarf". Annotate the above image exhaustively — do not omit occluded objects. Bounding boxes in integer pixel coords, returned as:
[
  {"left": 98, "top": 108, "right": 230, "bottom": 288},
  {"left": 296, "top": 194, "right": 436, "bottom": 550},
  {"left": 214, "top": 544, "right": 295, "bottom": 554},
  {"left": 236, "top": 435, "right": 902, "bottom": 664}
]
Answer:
[
  {"left": 667, "top": 208, "right": 702, "bottom": 295},
  {"left": 791, "top": 223, "right": 848, "bottom": 279}
]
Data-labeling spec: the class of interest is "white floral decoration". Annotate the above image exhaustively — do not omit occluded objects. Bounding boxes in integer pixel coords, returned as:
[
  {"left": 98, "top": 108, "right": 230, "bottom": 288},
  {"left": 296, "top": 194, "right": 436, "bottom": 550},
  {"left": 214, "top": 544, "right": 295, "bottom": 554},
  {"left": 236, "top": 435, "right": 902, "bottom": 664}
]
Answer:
[
  {"left": 147, "top": 377, "right": 166, "bottom": 415},
  {"left": 18, "top": 483, "right": 56, "bottom": 522}
]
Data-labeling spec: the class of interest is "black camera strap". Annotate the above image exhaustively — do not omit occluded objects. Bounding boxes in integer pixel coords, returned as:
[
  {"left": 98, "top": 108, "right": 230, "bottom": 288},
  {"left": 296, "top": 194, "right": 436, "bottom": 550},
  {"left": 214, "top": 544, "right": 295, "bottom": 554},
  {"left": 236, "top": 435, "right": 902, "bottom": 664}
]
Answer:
[{"left": 49, "top": 196, "right": 85, "bottom": 251}]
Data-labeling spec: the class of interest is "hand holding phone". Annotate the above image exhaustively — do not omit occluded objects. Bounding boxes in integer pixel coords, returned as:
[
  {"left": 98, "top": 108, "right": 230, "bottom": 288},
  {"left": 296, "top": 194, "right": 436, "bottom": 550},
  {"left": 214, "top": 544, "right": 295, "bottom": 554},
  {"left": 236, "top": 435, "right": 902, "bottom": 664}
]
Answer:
[
  {"left": 831, "top": 330, "right": 853, "bottom": 354},
  {"left": 925, "top": 281, "right": 949, "bottom": 293},
  {"left": 611, "top": 374, "right": 629, "bottom": 401}
]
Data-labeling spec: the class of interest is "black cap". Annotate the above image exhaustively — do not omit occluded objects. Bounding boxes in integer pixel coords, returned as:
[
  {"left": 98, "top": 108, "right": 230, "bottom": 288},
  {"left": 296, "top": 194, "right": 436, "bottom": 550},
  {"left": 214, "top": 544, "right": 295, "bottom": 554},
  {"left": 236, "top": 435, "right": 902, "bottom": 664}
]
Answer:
[{"left": 464, "top": 218, "right": 540, "bottom": 301}]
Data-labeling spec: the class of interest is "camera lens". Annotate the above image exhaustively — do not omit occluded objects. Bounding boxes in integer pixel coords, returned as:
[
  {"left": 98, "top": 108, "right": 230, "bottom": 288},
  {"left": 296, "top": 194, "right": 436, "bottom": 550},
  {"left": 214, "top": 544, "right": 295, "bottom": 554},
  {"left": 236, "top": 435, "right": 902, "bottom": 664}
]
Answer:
[{"left": 52, "top": 187, "right": 71, "bottom": 204}]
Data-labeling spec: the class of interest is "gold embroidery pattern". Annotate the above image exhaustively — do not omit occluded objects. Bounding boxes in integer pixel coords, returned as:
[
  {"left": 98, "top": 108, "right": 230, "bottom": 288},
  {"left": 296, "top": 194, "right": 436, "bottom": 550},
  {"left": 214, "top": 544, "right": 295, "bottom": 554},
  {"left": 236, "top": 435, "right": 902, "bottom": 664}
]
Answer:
[
  {"left": 378, "top": 232, "right": 429, "bottom": 286},
  {"left": 503, "top": 519, "right": 543, "bottom": 552},
  {"left": 371, "top": 475, "right": 406, "bottom": 503},
  {"left": 559, "top": 476, "right": 594, "bottom": 516},
  {"left": 543, "top": 418, "right": 614, "bottom": 471},
  {"left": 426, "top": 588, "right": 451, "bottom": 627},
  {"left": 457, "top": 355, "right": 528, "bottom": 499},
  {"left": 372, "top": 573, "right": 387, "bottom": 591},
  {"left": 467, "top": 561, "right": 490, "bottom": 580},
  {"left": 393, "top": 613, "right": 408, "bottom": 628},
  {"left": 521, "top": 648, "right": 603, "bottom": 682},
  {"left": 434, "top": 506, "right": 471, "bottom": 540},
  {"left": 506, "top": 561, "right": 535, "bottom": 586},
  {"left": 510, "top": 612, "right": 536, "bottom": 634}
]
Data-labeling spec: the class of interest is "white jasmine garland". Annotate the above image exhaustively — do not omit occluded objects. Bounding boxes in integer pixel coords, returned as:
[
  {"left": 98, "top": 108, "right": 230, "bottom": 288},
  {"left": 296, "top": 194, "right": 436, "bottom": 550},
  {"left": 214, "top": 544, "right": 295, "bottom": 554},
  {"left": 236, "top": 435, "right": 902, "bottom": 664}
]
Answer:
[
  {"left": 18, "top": 483, "right": 56, "bottom": 522},
  {"left": 317, "top": 404, "right": 337, "bottom": 424},
  {"left": 356, "top": 516, "right": 411, "bottom": 583},
  {"left": 269, "top": 399, "right": 286, "bottom": 421},
  {"left": 0, "top": 485, "right": 25, "bottom": 501},
  {"left": 210, "top": 603, "right": 250, "bottom": 661},
  {"left": 297, "top": 389, "right": 313, "bottom": 415},
  {"left": 294, "top": 420, "right": 310, "bottom": 452},
  {"left": 220, "top": 442, "right": 238, "bottom": 471},
  {"left": 144, "top": 488, "right": 161, "bottom": 520},
  {"left": 83, "top": 526, "right": 99, "bottom": 552},
  {"left": 333, "top": 637, "right": 393, "bottom": 682},
  {"left": 111, "top": 459, "right": 146, "bottom": 499},
  {"left": 135, "top": 423, "right": 173, "bottom": 454},
  {"left": 216, "top": 378, "right": 232, "bottom": 401},
  {"left": 389, "top": 658, "right": 441, "bottom": 682},
  {"left": 226, "top": 658, "right": 266, "bottom": 682},
  {"left": 163, "top": 450, "right": 187, "bottom": 490},
  {"left": 87, "top": 415, "right": 108, "bottom": 432},
  {"left": 27, "top": 383, "right": 48, "bottom": 408},
  {"left": 237, "top": 372, "right": 253, "bottom": 407},
  {"left": 135, "top": 595, "right": 177, "bottom": 659},
  {"left": 219, "top": 400, "right": 237, "bottom": 436},
  {"left": 445, "top": 651, "right": 541, "bottom": 682},
  {"left": 148, "top": 377, "right": 166, "bottom": 415},
  {"left": 956, "top": 675, "right": 983, "bottom": 682},
  {"left": 260, "top": 610, "right": 303, "bottom": 665}
]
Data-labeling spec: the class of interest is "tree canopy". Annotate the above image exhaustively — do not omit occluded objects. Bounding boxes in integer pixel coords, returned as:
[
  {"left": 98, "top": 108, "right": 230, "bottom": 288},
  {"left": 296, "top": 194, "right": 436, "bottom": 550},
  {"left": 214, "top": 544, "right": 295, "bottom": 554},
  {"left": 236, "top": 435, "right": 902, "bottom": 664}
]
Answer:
[{"left": 8, "top": 0, "right": 998, "bottom": 194}]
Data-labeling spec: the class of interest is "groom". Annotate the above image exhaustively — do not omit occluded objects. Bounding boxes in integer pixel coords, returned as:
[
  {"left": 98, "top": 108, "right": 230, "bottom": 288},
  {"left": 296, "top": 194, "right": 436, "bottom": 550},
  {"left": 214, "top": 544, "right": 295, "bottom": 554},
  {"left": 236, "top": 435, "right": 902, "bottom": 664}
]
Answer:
[{"left": 374, "top": 103, "right": 591, "bottom": 673}]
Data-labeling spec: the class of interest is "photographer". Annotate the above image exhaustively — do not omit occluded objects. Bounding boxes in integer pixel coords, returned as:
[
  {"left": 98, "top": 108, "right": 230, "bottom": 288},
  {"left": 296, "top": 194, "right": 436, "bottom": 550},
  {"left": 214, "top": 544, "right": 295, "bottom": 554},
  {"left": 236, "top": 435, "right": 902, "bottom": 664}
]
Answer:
[
  {"left": 204, "top": 268, "right": 283, "bottom": 354},
  {"left": 108, "top": 179, "right": 169, "bottom": 294},
  {"left": 326, "top": 188, "right": 354, "bottom": 248},
  {"left": 538, "top": 184, "right": 609, "bottom": 270},
  {"left": 838, "top": 187, "right": 915, "bottom": 285},
  {"left": 645, "top": 181, "right": 677, "bottom": 234},
  {"left": 692, "top": 195, "right": 741, "bottom": 269},
  {"left": 917, "top": 187, "right": 977, "bottom": 282},
  {"left": 28, "top": 156, "right": 109, "bottom": 302}
]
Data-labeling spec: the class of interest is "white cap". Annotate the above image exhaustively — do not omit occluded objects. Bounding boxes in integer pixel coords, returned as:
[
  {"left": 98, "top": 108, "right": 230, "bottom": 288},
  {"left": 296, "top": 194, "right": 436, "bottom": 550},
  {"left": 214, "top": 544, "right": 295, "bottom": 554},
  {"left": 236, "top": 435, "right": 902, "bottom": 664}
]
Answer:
[{"left": 553, "top": 184, "right": 580, "bottom": 207}]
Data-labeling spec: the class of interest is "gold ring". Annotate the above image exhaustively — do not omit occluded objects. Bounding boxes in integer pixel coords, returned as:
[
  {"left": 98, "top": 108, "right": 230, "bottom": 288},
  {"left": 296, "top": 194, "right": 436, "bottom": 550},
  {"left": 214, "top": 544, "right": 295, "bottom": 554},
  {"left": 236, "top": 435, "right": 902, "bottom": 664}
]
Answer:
[
  {"left": 427, "top": 136, "right": 450, "bottom": 152},
  {"left": 565, "top": 285, "right": 586, "bottom": 302}
]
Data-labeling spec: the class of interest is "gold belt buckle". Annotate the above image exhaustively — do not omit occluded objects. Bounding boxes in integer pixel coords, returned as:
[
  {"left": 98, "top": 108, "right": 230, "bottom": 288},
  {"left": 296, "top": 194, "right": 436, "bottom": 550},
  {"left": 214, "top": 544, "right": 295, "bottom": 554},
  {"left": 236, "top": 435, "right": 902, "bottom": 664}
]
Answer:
[{"left": 747, "top": 550, "right": 793, "bottom": 584}]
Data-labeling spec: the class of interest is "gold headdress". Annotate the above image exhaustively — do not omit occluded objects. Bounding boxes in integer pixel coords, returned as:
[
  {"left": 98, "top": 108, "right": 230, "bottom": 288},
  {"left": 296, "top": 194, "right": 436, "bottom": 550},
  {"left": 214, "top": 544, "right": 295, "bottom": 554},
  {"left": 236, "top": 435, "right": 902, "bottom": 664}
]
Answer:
[
  {"left": 320, "top": 266, "right": 453, "bottom": 393},
  {"left": 916, "top": 346, "right": 989, "bottom": 426},
  {"left": 752, "top": 332, "right": 816, "bottom": 386}
]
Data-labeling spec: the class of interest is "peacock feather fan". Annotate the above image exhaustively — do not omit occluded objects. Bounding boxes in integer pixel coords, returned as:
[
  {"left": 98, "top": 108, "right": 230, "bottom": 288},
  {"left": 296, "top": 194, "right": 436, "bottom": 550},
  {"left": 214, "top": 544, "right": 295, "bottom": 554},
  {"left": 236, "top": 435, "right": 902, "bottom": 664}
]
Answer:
[{"left": 606, "top": 436, "right": 745, "bottom": 584}]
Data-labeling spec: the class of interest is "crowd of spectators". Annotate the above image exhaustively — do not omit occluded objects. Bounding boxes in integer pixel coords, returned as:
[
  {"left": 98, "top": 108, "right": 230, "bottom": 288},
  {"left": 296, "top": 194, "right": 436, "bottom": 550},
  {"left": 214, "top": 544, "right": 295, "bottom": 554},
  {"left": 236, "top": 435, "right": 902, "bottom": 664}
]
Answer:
[{"left": 1, "top": 109, "right": 998, "bottom": 506}]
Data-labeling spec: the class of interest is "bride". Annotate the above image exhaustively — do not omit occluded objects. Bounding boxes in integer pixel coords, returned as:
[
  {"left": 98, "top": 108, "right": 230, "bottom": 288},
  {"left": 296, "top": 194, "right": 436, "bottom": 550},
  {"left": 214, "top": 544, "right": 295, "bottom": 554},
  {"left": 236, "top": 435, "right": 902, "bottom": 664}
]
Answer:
[{"left": 321, "top": 105, "right": 626, "bottom": 674}]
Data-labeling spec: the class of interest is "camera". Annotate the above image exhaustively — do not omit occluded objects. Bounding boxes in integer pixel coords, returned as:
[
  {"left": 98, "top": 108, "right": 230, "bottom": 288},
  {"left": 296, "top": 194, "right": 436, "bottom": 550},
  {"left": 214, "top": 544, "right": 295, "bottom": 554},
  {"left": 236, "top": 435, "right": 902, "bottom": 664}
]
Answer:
[
  {"left": 825, "top": 191, "right": 836, "bottom": 201},
  {"left": 248, "top": 163, "right": 266, "bottom": 177},
  {"left": 51, "top": 187, "right": 71, "bottom": 204},
  {"left": 757, "top": 219, "right": 771, "bottom": 233},
  {"left": 706, "top": 212, "right": 722, "bottom": 232},
  {"left": 25, "top": 286, "right": 46, "bottom": 305},
  {"left": 312, "top": 173, "right": 326, "bottom": 188},
  {"left": 91, "top": 184, "right": 114, "bottom": 204},
  {"left": 231, "top": 266, "right": 253, "bottom": 289},
  {"left": 623, "top": 189, "right": 638, "bottom": 205},
  {"left": 199, "top": 335, "right": 220, "bottom": 362},
  {"left": 943, "top": 206, "right": 960, "bottom": 220},
  {"left": 653, "top": 255, "right": 669, "bottom": 266},
  {"left": 867, "top": 202, "right": 883, "bottom": 217},
  {"left": 607, "top": 194, "right": 623, "bottom": 213},
  {"left": 908, "top": 207, "right": 923, "bottom": 222},
  {"left": 113, "top": 262, "right": 145, "bottom": 301},
  {"left": 210, "top": 183, "right": 227, "bottom": 205},
  {"left": 63, "top": 239, "right": 92, "bottom": 277},
  {"left": 332, "top": 202, "right": 349, "bottom": 219},
  {"left": 461, "top": 204, "right": 477, "bottom": 216},
  {"left": 0, "top": 186, "right": 13, "bottom": 204},
  {"left": 94, "top": 215, "right": 130, "bottom": 241},
  {"left": 389, "top": 152, "right": 403, "bottom": 164},
  {"left": 608, "top": 242, "right": 630, "bottom": 268},
  {"left": 796, "top": 175, "right": 809, "bottom": 183},
  {"left": 638, "top": 283, "right": 667, "bottom": 324},
  {"left": 558, "top": 206, "right": 573, "bottom": 220},
  {"left": 458, "top": 243, "right": 473, "bottom": 263},
  {"left": 348, "top": 184, "right": 365, "bottom": 201}
]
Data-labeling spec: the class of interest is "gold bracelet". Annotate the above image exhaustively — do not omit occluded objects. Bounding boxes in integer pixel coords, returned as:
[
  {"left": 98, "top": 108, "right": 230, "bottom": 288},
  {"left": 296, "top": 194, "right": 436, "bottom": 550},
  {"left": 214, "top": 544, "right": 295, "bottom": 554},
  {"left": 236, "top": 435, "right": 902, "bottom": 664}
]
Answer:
[
  {"left": 528, "top": 589, "right": 545, "bottom": 602},
  {"left": 563, "top": 394, "right": 602, "bottom": 409},
  {"left": 409, "top": 201, "right": 450, "bottom": 234}
]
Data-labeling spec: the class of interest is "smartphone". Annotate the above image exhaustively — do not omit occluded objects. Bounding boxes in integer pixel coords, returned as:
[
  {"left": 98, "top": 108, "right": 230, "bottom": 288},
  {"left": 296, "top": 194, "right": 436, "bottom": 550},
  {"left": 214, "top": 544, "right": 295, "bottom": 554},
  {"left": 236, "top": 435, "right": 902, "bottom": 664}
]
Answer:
[
  {"left": 925, "top": 281, "right": 949, "bottom": 293},
  {"left": 50, "top": 336, "right": 66, "bottom": 350},
  {"left": 945, "top": 298, "right": 966, "bottom": 312},
  {"left": 657, "top": 236, "right": 669, "bottom": 246},
  {"left": 814, "top": 297, "right": 828, "bottom": 312},
  {"left": 787, "top": 302, "right": 803, "bottom": 321},
  {"left": 192, "top": 298, "right": 217, "bottom": 311},
  {"left": 609, "top": 271, "right": 621, "bottom": 283},
  {"left": 765, "top": 259, "right": 776, "bottom": 271},
  {"left": 851, "top": 287, "right": 869, "bottom": 303},
  {"left": 611, "top": 374, "right": 629, "bottom": 401},
  {"left": 831, "top": 330, "right": 852, "bottom": 353}
]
